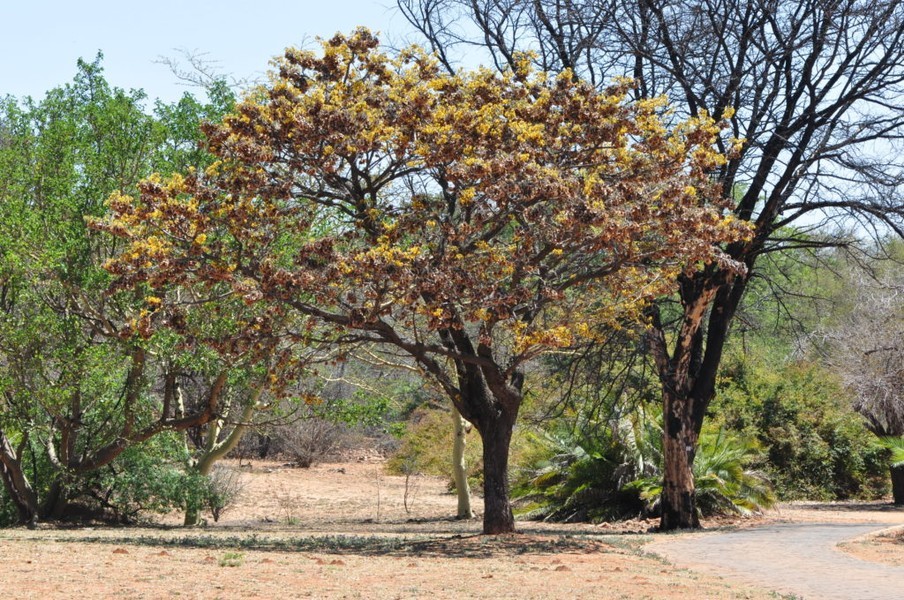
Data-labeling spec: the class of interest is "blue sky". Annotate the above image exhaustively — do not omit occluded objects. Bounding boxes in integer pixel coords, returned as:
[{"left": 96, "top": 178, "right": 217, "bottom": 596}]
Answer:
[{"left": 2, "top": 1, "right": 414, "bottom": 103}]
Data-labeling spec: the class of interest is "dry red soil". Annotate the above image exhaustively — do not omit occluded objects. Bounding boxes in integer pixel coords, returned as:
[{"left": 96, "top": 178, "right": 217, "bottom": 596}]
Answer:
[{"left": 1, "top": 459, "right": 900, "bottom": 599}]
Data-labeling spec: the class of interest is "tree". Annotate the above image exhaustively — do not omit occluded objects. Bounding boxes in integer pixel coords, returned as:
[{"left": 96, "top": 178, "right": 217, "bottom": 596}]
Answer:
[
  {"left": 399, "top": 0, "right": 904, "bottom": 528},
  {"left": 0, "top": 56, "right": 267, "bottom": 525},
  {"left": 99, "top": 29, "right": 747, "bottom": 534},
  {"left": 818, "top": 252, "right": 904, "bottom": 503}
]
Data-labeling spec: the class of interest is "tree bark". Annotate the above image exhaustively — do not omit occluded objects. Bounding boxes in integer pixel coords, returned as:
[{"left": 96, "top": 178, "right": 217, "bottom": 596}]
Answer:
[
  {"left": 0, "top": 431, "right": 38, "bottom": 526},
  {"left": 477, "top": 411, "right": 516, "bottom": 534},
  {"left": 451, "top": 407, "right": 474, "bottom": 519},
  {"left": 660, "top": 390, "right": 701, "bottom": 529},
  {"left": 891, "top": 464, "right": 904, "bottom": 505}
]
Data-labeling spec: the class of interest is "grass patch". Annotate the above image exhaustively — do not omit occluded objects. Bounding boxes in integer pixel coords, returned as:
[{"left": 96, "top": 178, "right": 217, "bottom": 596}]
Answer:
[{"left": 218, "top": 551, "right": 244, "bottom": 567}]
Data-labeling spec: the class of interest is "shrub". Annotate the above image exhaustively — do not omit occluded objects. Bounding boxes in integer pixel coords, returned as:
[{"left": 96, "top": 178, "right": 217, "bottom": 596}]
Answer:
[
  {"left": 627, "top": 429, "right": 775, "bottom": 517},
  {"left": 91, "top": 434, "right": 204, "bottom": 522},
  {"left": 386, "top": 406, "right": 483, "bottom": 489},
  {"left": 713, "top": 352, "right": 887, "bottom": 500},
  {"left": 514, "top": 411, "right": 774, "bottom": 522},
  {"left": 273, "top": 417, "right": 353, "bottom": 468}
]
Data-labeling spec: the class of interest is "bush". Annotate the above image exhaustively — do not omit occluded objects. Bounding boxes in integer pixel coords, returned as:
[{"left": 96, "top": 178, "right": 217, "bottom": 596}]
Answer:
[
  {"left": 626, "top": 429, "right": 775, "bottom": 517},
  {"left": 273, "top": 417, "right": 353, "bottom": 468},
  {"left": 91, "top": 434, "right": 205, "bottom": 522},
  {"left": 0, "top": 492, "right": 19, "bottom": 527},
  {"left": 713, "top": 352, "right": 888, "bottom": 500},
  {"left": 513, "top": 411, "right": 774, "bottom": 522},
  {"left": 511, "top": 421, "right": 652, "bottom": 523},
  {"left": 386, "top": 406, "right": 483, "bottom": 488}
]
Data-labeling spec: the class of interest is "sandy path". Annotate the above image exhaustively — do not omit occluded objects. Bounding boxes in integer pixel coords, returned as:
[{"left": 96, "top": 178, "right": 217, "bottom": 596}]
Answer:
[{"left": 649, "top": 520, "right": 904, "bottom": 600}]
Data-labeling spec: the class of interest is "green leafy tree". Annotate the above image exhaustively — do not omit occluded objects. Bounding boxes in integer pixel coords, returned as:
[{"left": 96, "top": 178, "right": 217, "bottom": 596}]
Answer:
[{"left": 0, "top": 56, "right": 270, "bottom": 525}]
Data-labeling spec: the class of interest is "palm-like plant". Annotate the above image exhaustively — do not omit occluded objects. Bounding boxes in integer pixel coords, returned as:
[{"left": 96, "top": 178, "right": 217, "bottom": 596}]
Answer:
[
  {"left": 878, "top": 437, "right": 904, "bottom": 466},
  {"left": 628, "top": 430, "right": 775, "bottom": 516},
  {"left": 515, "top": 410, "right": 775, "bottom": 522}
]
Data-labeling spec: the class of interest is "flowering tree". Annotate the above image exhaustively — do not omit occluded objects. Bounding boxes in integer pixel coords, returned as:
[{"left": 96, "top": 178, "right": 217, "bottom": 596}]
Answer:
[{"left": 99, "top": 30, "right": 749, "bottom": 534}]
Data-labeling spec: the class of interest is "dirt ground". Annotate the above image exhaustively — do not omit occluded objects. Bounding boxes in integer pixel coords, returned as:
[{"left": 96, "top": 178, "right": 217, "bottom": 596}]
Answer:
[{"left": 1, "top": 458, "right": 901, "bottom": 599}]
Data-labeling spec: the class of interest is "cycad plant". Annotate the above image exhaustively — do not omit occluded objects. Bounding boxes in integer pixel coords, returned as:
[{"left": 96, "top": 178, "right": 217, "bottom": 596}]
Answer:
[
  {"left": 876, "top": 437, "right": 904, "bottom": 504},
  {"left": 513, "top": 407, "right": 660, "bottom": 522},
  {"left": 514, "top": 407, "right": 775, "bottom": 522},
  {"left": 627, "top": 429, "right": 775, "bottom": 517}
]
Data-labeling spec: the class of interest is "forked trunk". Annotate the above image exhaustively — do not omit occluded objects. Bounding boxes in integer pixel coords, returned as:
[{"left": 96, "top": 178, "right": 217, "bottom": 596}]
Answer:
[
  {"left": 891, "top": 464, "right": 904, "bottom": 505},
  {"left": 660, "top": 391, "right": 700, "bottom": 530},
  {"left": 477, "top": 413, "right": 516, "bottom": 534},
  {"left": 0, "top": 430, "right": 38, "bottom": 525}
]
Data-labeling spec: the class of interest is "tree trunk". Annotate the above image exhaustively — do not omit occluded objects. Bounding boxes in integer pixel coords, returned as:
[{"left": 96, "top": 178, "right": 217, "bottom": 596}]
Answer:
[
  {"left": 184, "top": 387, "right": 260, "bottom": 526},
  {"left": 42, "top": 478, "right": 70, "bottom": 521},
  {"left": 477, "top": 412, "right": 516, "bottom": 534},
  {"left": 651, "top": 274, "right": 743, "bottom": 531},
  {"left": 451, "top": 407, "right": 474, "bottom": 519},
  {"left": 891, "top": 464, "right": 904, "bottom": 505},
  {"left": 0, "top": 430, "right": 38, "bottom": 526},
  {"left": 660, "top": 390, "right": 701, "bottom": 530}
]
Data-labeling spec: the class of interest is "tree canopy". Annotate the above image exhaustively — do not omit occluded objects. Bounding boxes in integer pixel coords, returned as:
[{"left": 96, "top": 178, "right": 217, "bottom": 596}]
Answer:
[{"left": 98, "top": 29, "right": 750, "bottom": 533}]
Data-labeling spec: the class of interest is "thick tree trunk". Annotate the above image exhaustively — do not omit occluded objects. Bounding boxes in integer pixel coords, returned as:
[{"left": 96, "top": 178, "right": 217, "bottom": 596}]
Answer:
[
  {"left": 652, "top": 273, "right": 745, "bottom": 531},
  {"left": 451, "top": 407, "right": 474, "bottom": 519},
  {"left": 477, "top": 412, "right": 516, "bottom": 534},
  {"left": 660, "top": 390, "right": 700, "bottom": 530},
  {"left": 891, "top": 464, "right": 904, "bottom": 505},
  {"left": 42, "top": 477, "right": 71, "bottom": 521}
]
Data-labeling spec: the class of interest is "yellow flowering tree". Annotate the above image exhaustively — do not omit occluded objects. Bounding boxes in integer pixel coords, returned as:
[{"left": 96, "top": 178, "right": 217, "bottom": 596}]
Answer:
[{"left": 98, "top": 29, "right": 749, "bottom": 534}]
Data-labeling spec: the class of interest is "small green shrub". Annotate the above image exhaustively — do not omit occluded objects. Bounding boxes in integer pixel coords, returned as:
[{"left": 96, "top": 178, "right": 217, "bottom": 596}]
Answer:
[
  {"left": 511, "top": 423, "right": 652, "bottom": 522},
  {"left": 514, "top": 411, "right": 774, "bottom": 522},
  {"left": 218, "top": 551, "right": 244, "bottom": 567},
  {"left": 627, "top": 429, "right": 776, "bottom": 517},
  {"left": 93, "top": 433, "right": 207, "bottom": 521}
]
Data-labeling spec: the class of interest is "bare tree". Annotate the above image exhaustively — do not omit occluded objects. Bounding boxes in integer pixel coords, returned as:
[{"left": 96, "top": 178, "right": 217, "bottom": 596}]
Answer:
[
  {"left": 399, "top": 0, "right": 904, "bottom": 528},
  {"left": 819, "top": 257, "right": 904, "bottom": 502}
]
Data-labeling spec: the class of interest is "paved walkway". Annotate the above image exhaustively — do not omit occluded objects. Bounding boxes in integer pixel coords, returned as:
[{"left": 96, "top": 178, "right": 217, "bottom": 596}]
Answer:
[{"left": 649, "top": 522, "right": 904, "bottom": 600}]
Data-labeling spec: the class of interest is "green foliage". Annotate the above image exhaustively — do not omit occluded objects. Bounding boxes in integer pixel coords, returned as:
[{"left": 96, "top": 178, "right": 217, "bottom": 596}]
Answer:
[
  {"left": 627, "top": 430, "right": 775, "bottom": 517},
  {"left": 91, "top": 433, "right": 245, "bottom": 524},
  {"left": 712, "top": 350, "right": 887, "bottom": 500},
  {"left": 512, "top": 418, "right": 654, "bottom": 522},
  {"left": 0, "top": 55, "right": 245, "bottom": 524},
  {"left": 877, "top": 437, "right": 904, "bottom": 467},
  {"left": 218, "top": 551, "right": 245, "bottom": 567},
  {"left": 514, "top": 410, "right": 774, "bottom": 522},
  {"left": 386, "top": 406, "right": 483, "bottom": 485},
  {"left": 0, "top": 492, "right": 19, "bottom": 527},
  {"left": 92, "top": 434, "right": 199, "bottom": 521}
]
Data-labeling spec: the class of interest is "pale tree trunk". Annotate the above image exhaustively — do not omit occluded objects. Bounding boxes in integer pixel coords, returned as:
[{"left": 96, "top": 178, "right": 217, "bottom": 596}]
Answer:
[
  {"left": 451, "top": 407, "right": 474, "bottom": 519},
  {"left": 184, "top": 388, "right": 260, "bottom": 526}
]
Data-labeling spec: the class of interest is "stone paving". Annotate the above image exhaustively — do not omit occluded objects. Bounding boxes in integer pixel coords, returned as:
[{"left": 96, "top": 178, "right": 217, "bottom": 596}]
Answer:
[{"left": 649, "top": 521, "right": 904, "bottom": 600}]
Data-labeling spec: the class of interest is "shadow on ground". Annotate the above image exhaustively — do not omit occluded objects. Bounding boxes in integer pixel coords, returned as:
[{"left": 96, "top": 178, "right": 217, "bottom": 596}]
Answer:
[
  {"left": 789, "top": 501, "right": 904, "bottom": 513},
  {"left": 54, "top": 532, "right": 636, "bottom": 558}
]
